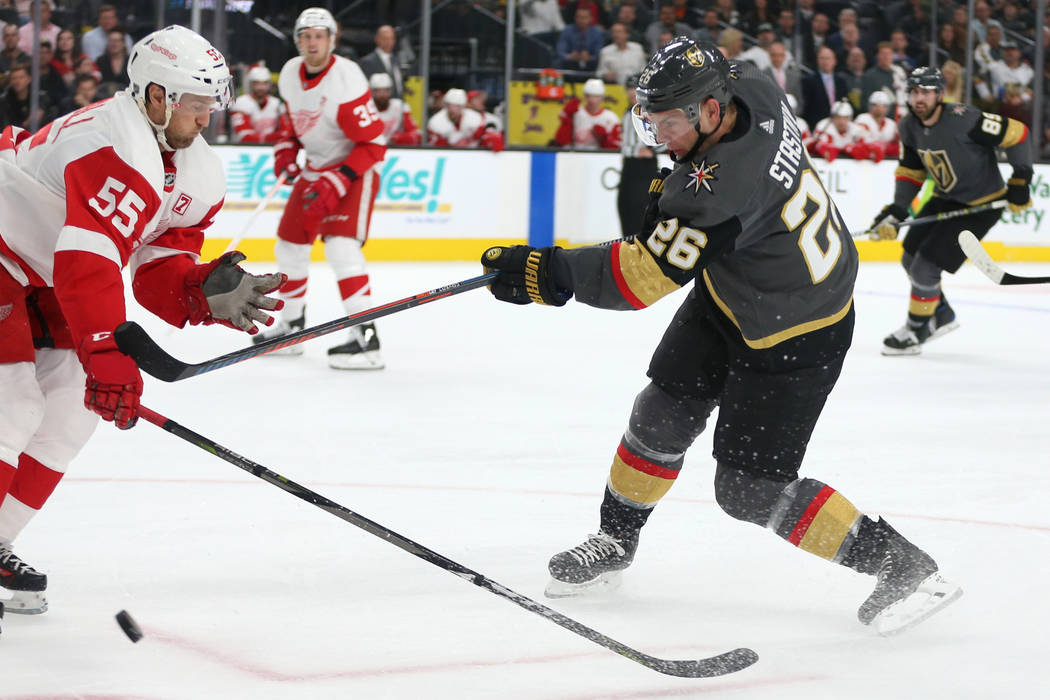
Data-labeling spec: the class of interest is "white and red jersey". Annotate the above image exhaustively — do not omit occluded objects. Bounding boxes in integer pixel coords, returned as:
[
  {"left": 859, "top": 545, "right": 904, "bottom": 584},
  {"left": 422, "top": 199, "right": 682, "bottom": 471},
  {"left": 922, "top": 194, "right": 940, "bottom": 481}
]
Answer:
[
  {"left": 376, "top": 97, "right": 421, "bottom": 144},
  {"left": 277, "top": 55, "right": 386, "bottom": 181},
  {"left": 796, "top": 115, "right": 814, "bottom": 151},
  {"left": 427, "top": 108, "right": 484, "bottom": 147},
  {"left": 811, "top": 117, "right": 866, "bottom": 149},
  {"left": 230, "top": 93, "right": 286, "bottom": 143},
  {"left": 0, "top": 91, "right": 226, "bottom": 343},
  {"left": 572, "top": 107, "right": 621, "bottom": 150},
  {"left": 854, "top": 113, "right": 898, "bottom": 146}
]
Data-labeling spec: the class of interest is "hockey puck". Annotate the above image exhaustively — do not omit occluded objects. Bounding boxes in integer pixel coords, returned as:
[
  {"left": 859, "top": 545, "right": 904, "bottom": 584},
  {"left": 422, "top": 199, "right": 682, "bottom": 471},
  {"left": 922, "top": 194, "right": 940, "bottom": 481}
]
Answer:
[{"left": 115, "top": 610, "right": 143, "bottom": 643}]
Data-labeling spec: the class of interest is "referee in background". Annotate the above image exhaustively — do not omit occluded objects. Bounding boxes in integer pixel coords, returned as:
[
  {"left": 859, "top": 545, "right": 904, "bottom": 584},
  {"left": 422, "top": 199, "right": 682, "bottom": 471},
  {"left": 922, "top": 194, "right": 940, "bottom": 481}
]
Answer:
[{"left": 617, "top": 73, "right": 659, "bottom": 238}]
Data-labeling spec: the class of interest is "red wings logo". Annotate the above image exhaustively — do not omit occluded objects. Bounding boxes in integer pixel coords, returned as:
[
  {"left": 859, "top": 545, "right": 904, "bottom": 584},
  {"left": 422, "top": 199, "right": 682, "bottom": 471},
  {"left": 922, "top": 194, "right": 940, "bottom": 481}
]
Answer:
[{"left": 291, "top": 108, "right": 323, "bottom": 135}]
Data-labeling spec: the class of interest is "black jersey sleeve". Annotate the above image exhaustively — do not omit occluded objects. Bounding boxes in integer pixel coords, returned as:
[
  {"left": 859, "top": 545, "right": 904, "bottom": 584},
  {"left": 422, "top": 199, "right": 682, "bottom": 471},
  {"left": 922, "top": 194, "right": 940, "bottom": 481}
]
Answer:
[
  {"left": 892, "top": 142, "right": 926, "bottom": 210},
  {"left": 967, "top": 110, "right": 1034, "bottom": 183},
  {"left": 552, "top": 216, "right": 741, "bottom": 310}
]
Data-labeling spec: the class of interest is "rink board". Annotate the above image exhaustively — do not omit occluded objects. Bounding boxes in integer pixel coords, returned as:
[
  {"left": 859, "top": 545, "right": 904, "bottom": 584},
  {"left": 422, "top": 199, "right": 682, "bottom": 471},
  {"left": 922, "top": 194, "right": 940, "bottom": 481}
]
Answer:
[{"left": 205, "top": 145, "right": 1050, "bottom": 262}]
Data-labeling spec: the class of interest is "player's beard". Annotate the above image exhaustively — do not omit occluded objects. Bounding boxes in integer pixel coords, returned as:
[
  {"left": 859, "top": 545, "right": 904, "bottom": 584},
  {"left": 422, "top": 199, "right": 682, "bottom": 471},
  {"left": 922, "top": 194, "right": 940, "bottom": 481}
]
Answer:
[
  {"left": 164, "top": 126, "right": 200, "bottom": 149},
  {"left": 374, "top": 96, "right": 390, "bottom": 111}
]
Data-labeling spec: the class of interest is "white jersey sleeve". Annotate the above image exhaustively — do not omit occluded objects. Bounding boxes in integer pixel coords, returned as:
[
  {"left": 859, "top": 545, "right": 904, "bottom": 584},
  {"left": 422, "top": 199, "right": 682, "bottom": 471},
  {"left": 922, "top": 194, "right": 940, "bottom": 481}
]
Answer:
[
  {"left": 854, "top": 113, "right": 898, "bottom": 145},
  {"left": 572, "top": 108, "right": 621, "bottom": 149},
  {"left": 427, "top": 108, "right": 484, "bottom": 146},
  {"left": 230, "top": 94, "right": 284, "bottom": 142}
]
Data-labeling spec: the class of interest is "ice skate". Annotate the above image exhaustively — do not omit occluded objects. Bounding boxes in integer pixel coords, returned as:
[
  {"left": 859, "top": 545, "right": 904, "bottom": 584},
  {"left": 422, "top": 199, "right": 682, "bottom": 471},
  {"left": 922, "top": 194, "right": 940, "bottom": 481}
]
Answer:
[
  {"left": 857, "top": 528, "right": 961, "bottom": 635},
  {"left": 327, "top": 322, "right": 384, "bottom": 370},
  {"left": 881, "top": 299, "right": 959, "bottom": 356},
  {"left": 0, "top": 544, "right": 48, "bottom": 615},
  {"left": 545, "top": 531, "right": 638, "bottom": 598},
  {"left": 251, "top": 312, "right": 305, "bottom": 355}
]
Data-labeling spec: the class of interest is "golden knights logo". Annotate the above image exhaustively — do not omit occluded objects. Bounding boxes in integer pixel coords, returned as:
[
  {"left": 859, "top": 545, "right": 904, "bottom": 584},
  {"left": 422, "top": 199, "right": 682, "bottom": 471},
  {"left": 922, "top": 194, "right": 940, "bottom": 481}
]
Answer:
[
  {"left": 685, "top": 159, "right": 719, "bottom": 194},
  {"left": 918, "top": 148, "right": 958, "bottom": 192},
  {"left": 684, "top": 45, "right": 707, "bottom": 68}
]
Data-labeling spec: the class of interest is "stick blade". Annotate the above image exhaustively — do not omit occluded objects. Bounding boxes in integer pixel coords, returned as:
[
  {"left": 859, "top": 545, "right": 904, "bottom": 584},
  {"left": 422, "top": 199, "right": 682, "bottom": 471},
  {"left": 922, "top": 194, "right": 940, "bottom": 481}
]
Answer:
[
  {"left": 958, "top": 231, "right": 1005, "bottom": 284},
  {"left": 114, "top": 321, "right": 190, "bottom": 382},
  {"left": 650, "top": 647, "right": 759, "bottom": 678}
]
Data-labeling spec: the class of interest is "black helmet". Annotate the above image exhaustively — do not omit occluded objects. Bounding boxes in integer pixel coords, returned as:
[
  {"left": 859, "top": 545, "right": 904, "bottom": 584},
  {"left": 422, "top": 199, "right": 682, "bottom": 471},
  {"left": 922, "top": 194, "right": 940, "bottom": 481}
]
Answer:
[
  {"left": 907, "top": 66, "right": 945, "bottom": 92},
  {"left": 636, "top": 37, "right": 732, "bottom": 121}
]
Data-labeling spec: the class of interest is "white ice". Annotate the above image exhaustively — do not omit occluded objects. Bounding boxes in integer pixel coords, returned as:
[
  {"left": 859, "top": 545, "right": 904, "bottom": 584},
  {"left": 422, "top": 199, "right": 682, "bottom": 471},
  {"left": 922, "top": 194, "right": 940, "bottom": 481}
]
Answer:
[{"left": 4, "top": 260, "right": 1050, "bottom": 699}]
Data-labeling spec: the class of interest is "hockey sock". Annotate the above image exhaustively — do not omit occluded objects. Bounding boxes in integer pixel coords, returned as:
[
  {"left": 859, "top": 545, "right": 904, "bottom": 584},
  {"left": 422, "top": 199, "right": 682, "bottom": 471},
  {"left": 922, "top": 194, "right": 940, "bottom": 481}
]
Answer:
[
  {"left": 0, "top": 454, "right": 62, "bottom": 543},
  {"left": 338, "top": 274, "right": 371, "bottom": 315},
  {"left": 602, "top": 432, "right": 684, "bottom": 536},
  {"left": 0, "top": 460, "right": 15, "bottom": 499},
  {"left": 907, "top": 287, "right": 940, "bottom": 329},
  {"left": 325, "top": 236, "right": 371, "bottom": 315},
  {"left": 279, "top": 278, "right": 307, "bottom": 321},
  {"left": 274, "top": 238, "right": 311, "bottom": 321},
  {"left": 766, "top": 478, "right": 864, "bottom": 563}
]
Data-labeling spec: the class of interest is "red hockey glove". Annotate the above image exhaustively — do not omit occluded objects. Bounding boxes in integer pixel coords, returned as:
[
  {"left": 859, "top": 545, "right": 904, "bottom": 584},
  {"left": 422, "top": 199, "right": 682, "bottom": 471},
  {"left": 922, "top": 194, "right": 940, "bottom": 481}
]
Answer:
[
  {"left": 79, "top": 331, "right": 142, "bottom": 430},
  {"left": 562, "top": 97, "right": 580, "bottom": 117},
  {"left": 185, "top": 252, "right": 286, "bottom": 334},
  {"left": 592, "top": 124, "right": 608, "bottom": 143},
  {"left": 303, "top": 169, "right": 353, "bottom": 230},
  {"left": 273, "top": 139, "right": 302, "bottom": 179},
  {"left": 816, "top": 143, "right": 840, "bottom": 163},
  {"left": 481, "top": 130, "right": 504, "bottom": 152},
  {"left": 391, "top": 130, "right": 422, "bottom": 146}
]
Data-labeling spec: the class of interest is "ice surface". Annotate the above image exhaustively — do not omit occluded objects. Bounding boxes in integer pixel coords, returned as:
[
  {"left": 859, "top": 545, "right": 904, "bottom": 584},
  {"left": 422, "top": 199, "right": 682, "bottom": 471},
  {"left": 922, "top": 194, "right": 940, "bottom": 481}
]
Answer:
[{"left": 4, "top": 261, "right": 1049, "bottom": 699}]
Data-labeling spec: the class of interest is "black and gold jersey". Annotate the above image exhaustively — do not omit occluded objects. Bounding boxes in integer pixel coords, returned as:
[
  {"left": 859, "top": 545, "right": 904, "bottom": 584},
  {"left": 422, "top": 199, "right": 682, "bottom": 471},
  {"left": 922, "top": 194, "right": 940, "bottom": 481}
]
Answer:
[{"left": 553, "top": 63, "right": 858, "bottom": 350}]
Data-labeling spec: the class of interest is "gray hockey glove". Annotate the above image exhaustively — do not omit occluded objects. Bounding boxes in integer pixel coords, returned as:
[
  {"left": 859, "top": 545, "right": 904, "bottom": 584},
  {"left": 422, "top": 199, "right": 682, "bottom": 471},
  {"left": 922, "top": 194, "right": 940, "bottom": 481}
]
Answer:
[
  {"left": 871, "top": 203, "right": 908, "bottom": 240},
  {"left": 190, "top": 252, "right": 286, "bottom": 334}
]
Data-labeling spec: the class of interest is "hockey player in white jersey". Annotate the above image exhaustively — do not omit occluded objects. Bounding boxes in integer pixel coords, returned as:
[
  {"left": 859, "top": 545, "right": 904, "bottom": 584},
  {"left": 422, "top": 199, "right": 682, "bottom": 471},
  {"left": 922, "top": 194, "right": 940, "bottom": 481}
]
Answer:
[
  {"left": 370, "top": 72, "right": 420, "bottom": 145},
  {"left": 552, "top": 78, "right": 622, "bottom": 150},
  {"left": 254, "top": 7, "right": 388, "bottom": 369},
  {"left": 0, "top": 25, "right": 284, "bottom": 614},
  {"left": 230, "top": 64, "right": 287, "bottom": 143},
  {"left": 854, "top": 90, "right": 899, "bottom": 162},
  {"left": 811, "top": 99, "right": 873, "bottom": 162}
]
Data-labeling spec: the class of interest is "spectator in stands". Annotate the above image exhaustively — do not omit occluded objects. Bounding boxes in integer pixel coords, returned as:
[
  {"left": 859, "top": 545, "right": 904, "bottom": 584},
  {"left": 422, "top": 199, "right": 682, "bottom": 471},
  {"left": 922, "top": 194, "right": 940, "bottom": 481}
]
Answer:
[
  {"left": 693, "top": 8, "right": 721, "bottom": 45},
  {"left": 712, "top": 0, "right": 739, "bottom": 28},
  {"left": 597, "top": 22, "right": 646, "bottom": 85},
  {"left": 740, "top": 0, "right": 775, "bottom": 38},
  {"left": 230, "top": 65, "right": 285, "bottom": 143},
  {"left": 73, "top": 54, "right": 101, "bottom": 82},
  {"left": 802, "top": 12, "right": 830, "bottom": 68},
  {"left": 975, "top": 25, "right": 1004, "bottom": 76},
  {"left": 855, "top": 90, "right": 898, "bottom": 161},
  {"left": 861, "top": 42, "right": 906, "bottom": 111},
  {"left": 997, "top": 1, "right": 1029, "bottom": 38},
  {"left": 669, "top": 0, "right": 702, "bottom": 28},
  {"left": 831, "top": 24, "right": 864, "bottom": 69},
  {"left": 81, "top": 4, "right": 131, "bottom": 61},
  {"left": 18, "top": 0, "right": 58, "bottom": 55},
  {"left": 999, "top": 83, "right": 1031, "bottom": 126},
  {"left": 941, "top": 60, "right": 964, "bottom": 103},
  {"left": 0, "top": 23, "right": 27, "bottom": 76},
  {"left": 360, "top": 25, "right": 405, "bottom": 98},
  {"left": 987, "top": 40, "right": 1033, "bottom": 100},
  {"left": 615, "top": 5, "right": 647, "bottom": 46},
  {"left": 776, "top": 9, "right": 798, "bottom": 58},
  {"left": 52, "top": 28, "right": 91, "bottom": 88},
  {"left": 890, "top": 28, "right": 917, "bottom": 72},
  {"left": 556, "top": 7, "right": 605, "bottom": 72},
  {"left": 35, "top": 41, "right": 67, "bottom": 107},
  {"left": 795, "top": 0, "right": 815, "bottom": 33},
  {"left": 738, "top": 22, "right": 778, "bottom": 70},
  {"left": 764, "top": 41, "right": 803, "bottom": 110},
  {"left": 972, "top": 1, "right": 1002, "bottom": 44},
  {"left": 717, "top": 27, "right": 744, "bottom": 60},
  {"left": 840, "top": 47, "right": 866, "bottom": 112},
  {"left": 645, "top": 3, "right": 692, "bottom": 55},
  {"left": 552, "top": 77, "right": 620, "bottom": 150},
  {"left": 811, "top": 100, "right": 870, "bottom": 162},
  {"left": 57, "top": 72, "right": 99, "bottom": 115},
  {"left": 826, "top": 8, "right": 858, "bottom": 55},
  {"left": 899, "top": 0, "right": 931, "bottom": 48},
  {"left": 937, "top": 24, "right": 967, "bottom": 66},
  {"left": 97, "top": 27, "right": 129, "bottom": 91},
  {"left": 801, "top": 46, "right": 848, "bottom": 129},
  {"left": 2, "top": 64, "right": 51, "bottom": 128},
  {"left": 611, "top": 0, "right": 651, "bottom": 34},
  {"left": 371, "top": 72, "right": 421, "bottom": 146},
  {"left": 562, "top": 0, "right": 608, "bottom": 28},
  {"left": 519, "top": 0, "right": 565, "bottom": 36}
]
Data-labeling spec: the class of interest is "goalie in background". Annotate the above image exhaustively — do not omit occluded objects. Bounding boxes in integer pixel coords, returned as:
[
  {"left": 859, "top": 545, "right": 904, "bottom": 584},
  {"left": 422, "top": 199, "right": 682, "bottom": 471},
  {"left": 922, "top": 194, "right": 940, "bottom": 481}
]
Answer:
[{"left": 871, "top": 66, "right": 1033, "bottom": 356}]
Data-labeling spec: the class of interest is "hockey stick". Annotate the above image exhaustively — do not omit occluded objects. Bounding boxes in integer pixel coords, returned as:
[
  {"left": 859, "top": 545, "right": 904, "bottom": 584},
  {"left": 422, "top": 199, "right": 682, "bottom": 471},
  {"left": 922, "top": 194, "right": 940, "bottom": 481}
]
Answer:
[
  {"left": 958, "top": 231, "right": 1050, "bottom": 285},
  {"left": 136, "top": 404, "right": 759, "bottom": 678},
  {"left": 221, "top": 172, "right": 288, "bottom": 255},
  {"left": 850, "top": 200, "right": 1007, "bottom": 239},
  {"left": 115, "top": 272, "right": 499, "bottom": 382}
]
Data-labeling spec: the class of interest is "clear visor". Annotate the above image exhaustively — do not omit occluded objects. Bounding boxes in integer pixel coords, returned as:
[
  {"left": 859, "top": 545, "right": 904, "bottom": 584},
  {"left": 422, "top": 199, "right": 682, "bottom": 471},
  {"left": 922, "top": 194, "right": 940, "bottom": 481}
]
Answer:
[
  {"left": 630, "top": 103, "right": 698, "bottom": 147},
  {"left": 173, "top": 85, "right": 231, "bottom": 115}
]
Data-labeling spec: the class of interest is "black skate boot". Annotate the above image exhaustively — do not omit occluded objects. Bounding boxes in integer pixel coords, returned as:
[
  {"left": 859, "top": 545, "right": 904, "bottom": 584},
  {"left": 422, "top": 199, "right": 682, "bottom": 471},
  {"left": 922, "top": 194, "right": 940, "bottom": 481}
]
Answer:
[
  {"left": 850, "top": 519, "right": 961, "bottom": 635},
  {"left": 545, "top": 530, "right": 639, "bottom": 598},
  {"left": 251, "top": 312, "right": 305, "bottom": 355},
  {"left": 881, "top": 297, "right": 960, "bottom": 356},
  {"left": 327, "top": 322, "right": 384, "bottom": 370},
  {"left": 0, "top": 544, "right": 48, "bottom": 614}
]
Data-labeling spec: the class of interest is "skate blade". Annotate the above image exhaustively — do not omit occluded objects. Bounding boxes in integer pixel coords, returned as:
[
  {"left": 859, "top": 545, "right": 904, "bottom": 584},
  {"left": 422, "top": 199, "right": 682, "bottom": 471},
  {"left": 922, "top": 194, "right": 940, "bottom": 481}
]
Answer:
[
  {"left": 927, "top": 320, "right": 960, "bottom": 342},
  {"left": 544, "top": 571, "right": 623, "bottom": 599},
  {"left": 328, "top": 351, "right": 385, "bottom": 370},
  {"left": 872, "top": 573, "right": 962, "bottom": 636},
  {"left": 2, "top": 590, "right": 48, "bottom": 615},
  {"left": 881, "top": 343, "right": 922, "bottom": 356}
]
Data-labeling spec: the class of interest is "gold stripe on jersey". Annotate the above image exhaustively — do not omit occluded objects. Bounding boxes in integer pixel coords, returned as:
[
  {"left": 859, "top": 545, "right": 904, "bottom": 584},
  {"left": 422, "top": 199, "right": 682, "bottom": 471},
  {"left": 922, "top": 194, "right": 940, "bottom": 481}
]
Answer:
[
  {"left": 969, "top": 187, "right": 1007, "bottom": 206},
  {"left": 797, "top": 491, "right": 862, "bottom": 560},
  {"left": 616, "top": 239, "right": 681, "bottom": 307},
  {"left": 894, "top": 165, "right": 926, "bottom": 184},
  {"left": 1001, "top": 118, "right": 1028, "bottom": 148},
  {"left": 704, "top": 271, "right": 854, "bottom": 349}
]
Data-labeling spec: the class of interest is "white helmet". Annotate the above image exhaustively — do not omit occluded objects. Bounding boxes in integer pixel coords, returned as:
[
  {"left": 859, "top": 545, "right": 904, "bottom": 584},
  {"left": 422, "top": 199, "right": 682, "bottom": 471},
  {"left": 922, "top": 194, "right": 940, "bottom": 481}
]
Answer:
[
  {"left": 831, "top": 100, "right": 854, "bottom": 119},
  {"left": 868, "top": 90, "right": 893, "bottom": 107},
  {"left": 295, "top": 7, "right": 337, "bottom": 51},
  {"left": 583, "top": 78, "right": 605, "bottom": 97},
  {"left": 444, "top": 88, "right": 467, "bottom": 106},
  {"left": 247, "top": 65, "right": 271, "bottom": 83},
  {"left": 369, "top": 72, "right": 393, "bottom": 90}
]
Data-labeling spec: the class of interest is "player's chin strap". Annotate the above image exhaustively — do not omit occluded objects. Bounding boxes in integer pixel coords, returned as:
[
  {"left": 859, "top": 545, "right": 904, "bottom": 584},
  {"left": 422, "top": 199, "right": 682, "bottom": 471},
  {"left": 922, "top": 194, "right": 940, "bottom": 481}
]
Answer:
[
  {"left": 669, "top": 101, "right": 727, "bottom": 165},
  {"left": 135, "top": 97, "right": 176, "bottom": 152}
]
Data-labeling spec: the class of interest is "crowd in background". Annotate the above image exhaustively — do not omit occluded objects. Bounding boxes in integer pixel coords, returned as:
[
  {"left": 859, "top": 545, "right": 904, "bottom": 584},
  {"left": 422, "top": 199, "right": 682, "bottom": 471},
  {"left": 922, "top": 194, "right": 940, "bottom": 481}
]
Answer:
[{"left": 2, "top": 0, "right": 1049, "bottom": 158}]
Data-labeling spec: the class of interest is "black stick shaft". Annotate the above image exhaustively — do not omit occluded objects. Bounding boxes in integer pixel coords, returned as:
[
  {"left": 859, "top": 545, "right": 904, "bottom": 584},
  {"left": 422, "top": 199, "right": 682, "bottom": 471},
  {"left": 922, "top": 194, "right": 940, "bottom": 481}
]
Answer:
[
  {"left": 136, "top": 405, "right": 757, "bottom": 678},
  {"left": 116, "top": 272, "right": 498, "bottom": 382},
  {"left": 852, "top": 200, "right": 1007, "bottom": 238}
]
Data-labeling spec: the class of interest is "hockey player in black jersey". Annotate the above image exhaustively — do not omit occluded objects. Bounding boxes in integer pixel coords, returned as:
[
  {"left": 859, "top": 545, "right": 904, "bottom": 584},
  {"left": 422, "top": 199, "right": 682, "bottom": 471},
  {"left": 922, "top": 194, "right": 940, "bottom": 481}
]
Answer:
[
  {"left": 872, "top": 66, "right": 1034, "bottom": 355},
  {"left": 481, "top": 38, "right": 961, "bottom": 635}
]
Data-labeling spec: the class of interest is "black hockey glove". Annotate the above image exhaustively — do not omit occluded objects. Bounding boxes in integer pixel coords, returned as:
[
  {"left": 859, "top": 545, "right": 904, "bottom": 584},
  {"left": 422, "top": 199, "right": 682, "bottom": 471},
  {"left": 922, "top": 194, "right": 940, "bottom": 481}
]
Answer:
[
  {"left": 870, "top": 203, "right": 908, "bottom": 241},
  {"left": 482, "top": 245, "right": 570, "bottom": 306},
  {"left": 1006, "top": 178, "right": 1032, "bottom": 214},
  {"left": 637, "top": 167, "right": 672, "bottom": 239}
]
